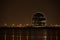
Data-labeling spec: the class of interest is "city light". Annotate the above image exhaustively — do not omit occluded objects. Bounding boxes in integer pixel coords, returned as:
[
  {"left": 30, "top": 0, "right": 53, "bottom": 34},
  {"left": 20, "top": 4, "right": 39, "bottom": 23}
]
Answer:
[
  {"left": 4, "top": 24, "right": 7, "bottom": 26},
  {"left": 12, "top": 24, "right": 15, "bottom": 27},
  {"left": 3, "top": 23, "right": 60, "bottom": 27},
  {"left": 26, "top": 24, "right": 29, "bottom": 26}
]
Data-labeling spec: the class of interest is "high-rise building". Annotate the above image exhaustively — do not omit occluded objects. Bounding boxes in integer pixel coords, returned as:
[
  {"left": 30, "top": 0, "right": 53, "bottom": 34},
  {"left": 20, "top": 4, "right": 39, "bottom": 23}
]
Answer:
[{"left": 32, "top": 12, "right": 47, "bottom": 27}]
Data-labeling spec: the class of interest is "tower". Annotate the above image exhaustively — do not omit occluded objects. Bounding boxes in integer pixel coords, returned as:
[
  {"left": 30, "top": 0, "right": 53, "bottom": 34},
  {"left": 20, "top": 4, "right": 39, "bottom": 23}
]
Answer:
[{"left": 32, "top": 12, "right": 47, "bottom": 27}]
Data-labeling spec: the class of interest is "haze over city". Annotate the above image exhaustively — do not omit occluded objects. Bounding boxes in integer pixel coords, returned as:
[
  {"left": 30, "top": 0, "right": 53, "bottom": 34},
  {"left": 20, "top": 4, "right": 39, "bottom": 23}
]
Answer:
[{"left": 0, "top": 0, "right": 60, "bottom": 26}]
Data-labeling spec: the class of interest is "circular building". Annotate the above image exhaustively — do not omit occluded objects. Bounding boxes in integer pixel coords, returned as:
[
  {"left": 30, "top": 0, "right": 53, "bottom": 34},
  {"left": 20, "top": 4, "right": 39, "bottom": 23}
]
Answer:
[{"left": 32, "top": 12, "right": 47, "bottom": 27}]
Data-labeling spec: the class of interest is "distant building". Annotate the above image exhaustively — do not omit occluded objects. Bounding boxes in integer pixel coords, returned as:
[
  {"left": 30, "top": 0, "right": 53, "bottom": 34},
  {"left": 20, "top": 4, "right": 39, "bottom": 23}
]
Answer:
[{"left": 32, "top": 12, "right": 47, "bottom": 27}]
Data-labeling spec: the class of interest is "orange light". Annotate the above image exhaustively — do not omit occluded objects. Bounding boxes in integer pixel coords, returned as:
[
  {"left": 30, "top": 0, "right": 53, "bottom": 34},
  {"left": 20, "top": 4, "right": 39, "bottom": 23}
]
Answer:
[{"left": 4, "top": 24, "right": 7, "bottom": 26}]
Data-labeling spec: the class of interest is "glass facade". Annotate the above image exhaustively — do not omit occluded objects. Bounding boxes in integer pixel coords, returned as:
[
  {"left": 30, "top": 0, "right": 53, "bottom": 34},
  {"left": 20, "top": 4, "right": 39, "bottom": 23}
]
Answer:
[{"left": 32, "top": 13, "right": 47, "bottom": 27}]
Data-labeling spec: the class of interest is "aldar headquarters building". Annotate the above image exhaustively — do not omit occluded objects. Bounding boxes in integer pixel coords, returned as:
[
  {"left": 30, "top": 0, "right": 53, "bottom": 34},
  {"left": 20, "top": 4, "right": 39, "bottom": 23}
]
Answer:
[
  {"left": 32, "top": 12, "right": 47, "bottom": 27},
  {"left": 0, "top": 12, "right": 60, "bottom": 40}
]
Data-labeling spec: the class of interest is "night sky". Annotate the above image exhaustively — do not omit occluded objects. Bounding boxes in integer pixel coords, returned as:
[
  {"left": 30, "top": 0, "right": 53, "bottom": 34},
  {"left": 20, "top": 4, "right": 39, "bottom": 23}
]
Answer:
[{"left": 0, "top": 0, "right": 60, "bottom": 26}]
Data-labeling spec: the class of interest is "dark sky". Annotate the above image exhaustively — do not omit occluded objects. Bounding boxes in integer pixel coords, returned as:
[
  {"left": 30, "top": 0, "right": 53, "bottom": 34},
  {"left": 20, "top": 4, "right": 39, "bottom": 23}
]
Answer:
[{"left": 0, "top": 0, "right": 60, "bottom": 25}]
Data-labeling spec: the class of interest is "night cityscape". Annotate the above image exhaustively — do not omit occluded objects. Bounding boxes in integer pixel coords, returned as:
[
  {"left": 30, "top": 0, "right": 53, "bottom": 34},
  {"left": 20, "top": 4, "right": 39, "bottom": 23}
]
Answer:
[
  {"left": 0, "top": 12, "right": 60, "bottom": 40},
  {"left": 0, "top": 0, "right": 60, "bottom": 40}
]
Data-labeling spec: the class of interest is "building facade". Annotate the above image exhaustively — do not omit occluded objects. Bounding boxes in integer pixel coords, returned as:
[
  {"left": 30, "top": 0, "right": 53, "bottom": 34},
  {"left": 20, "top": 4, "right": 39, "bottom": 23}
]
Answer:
[{"left": 32, "top": 12, "right": 47, "bottom": 27}]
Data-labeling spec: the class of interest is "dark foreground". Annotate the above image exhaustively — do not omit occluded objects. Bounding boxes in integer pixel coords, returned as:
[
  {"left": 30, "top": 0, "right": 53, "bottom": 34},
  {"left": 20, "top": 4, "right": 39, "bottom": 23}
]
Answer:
[{"left": 0, "top": 26, "right": 60, "bottom": 40}]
